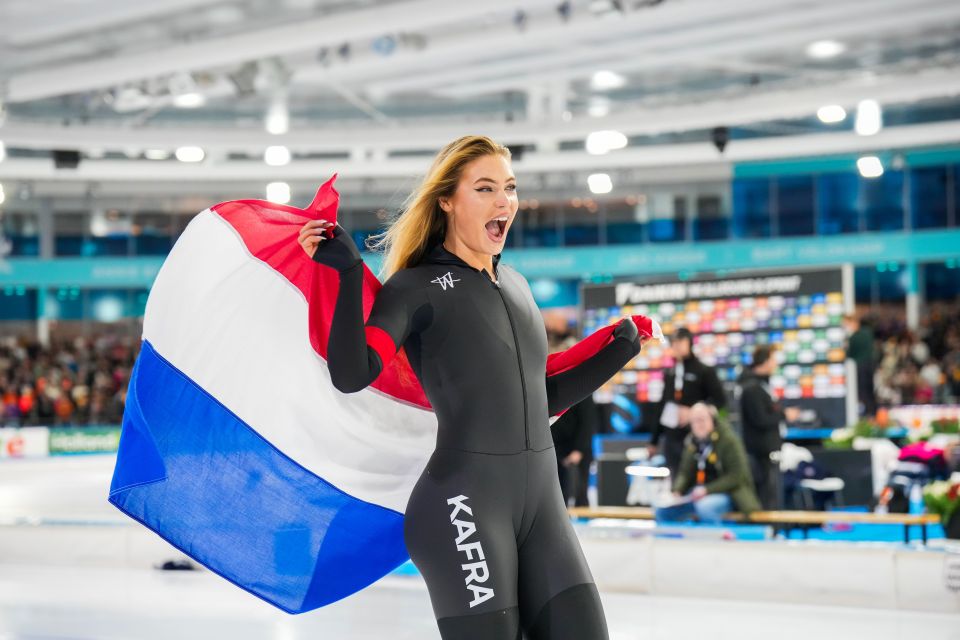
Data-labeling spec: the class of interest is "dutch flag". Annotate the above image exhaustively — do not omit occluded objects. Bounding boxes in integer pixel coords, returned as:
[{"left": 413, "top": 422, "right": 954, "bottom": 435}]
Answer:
[{"left": 108, "top": 175, "right": 660, "bottom": 614}]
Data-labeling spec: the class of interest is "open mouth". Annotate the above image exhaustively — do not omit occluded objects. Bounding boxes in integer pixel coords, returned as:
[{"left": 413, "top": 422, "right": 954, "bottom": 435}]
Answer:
[{"left": 484, "top": 216, "right": 509, "bottom": 243}]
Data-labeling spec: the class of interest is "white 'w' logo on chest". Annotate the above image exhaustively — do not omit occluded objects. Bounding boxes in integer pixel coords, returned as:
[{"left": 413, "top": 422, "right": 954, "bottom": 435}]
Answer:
[{"left": 431, "top": 271, "right": 461, "bottom": 291}]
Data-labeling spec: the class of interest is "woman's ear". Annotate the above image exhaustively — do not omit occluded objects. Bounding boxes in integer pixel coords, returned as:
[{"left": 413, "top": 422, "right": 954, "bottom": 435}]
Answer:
[{"left": 438, "top": 197, "right": 451, "bottom": 213}]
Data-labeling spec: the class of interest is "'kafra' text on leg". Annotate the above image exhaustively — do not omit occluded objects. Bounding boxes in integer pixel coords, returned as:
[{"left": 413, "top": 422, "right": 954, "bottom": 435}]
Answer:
[{"left": 447, "top": 495, "right": 494, "bottom": 608}]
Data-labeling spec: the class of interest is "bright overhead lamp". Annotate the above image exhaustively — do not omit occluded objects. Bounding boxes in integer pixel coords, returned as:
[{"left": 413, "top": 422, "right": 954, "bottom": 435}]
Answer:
[
  {"left": 266, "top": 100, "right": 289, "bottom": 135},
  {"left": 175, "top": 146, "right": 205, "bottom": 163},
  {"left": 144, "top": 149, "right": 171, "bottom": 161},
  {"left": 266, "top": 182, "right": 291, "bottom": 204},
  {"left": 855, "top": 99, "right": 882, "bottom": 136},
  {"left": 586, "top": 130, "right": 628, "bottom": 155},
  {"left": 857, "top": 156, "right": 884, "bottom": 179},
  {"left": 817, "top": 105, "right": 847, "bottom": 124},
  {"left": 264, "top": 145, "right": 291, "bottom": 167},
  {"left": 806, "top": 39, "right": 846, "bottom": 59},
  {"left": 591, "top": 70, "right": 625, "bottom": 91},
  {"left": 588, "top": 173, "right": 613, "bottom": 194},
  {"left": 173, "top": 92, "right": 206, "bottom": 109}
]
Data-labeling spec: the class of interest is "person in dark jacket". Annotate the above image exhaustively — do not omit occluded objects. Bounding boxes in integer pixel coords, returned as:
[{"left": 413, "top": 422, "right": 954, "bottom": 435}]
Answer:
[
  {"left": 738, "top": 345, "right": 800, "bottom": 510},
  {"left": 655, "top": 402, "right": 760, "bottom": 523},
  {"left": 648, "top": 327, "right": 726, "bottom": 478},
  {"left": 844, "top": 314, "right": 876, "bottom": 417},
  {"left": 552, "top": 394, "right": 599, "bottom": 507}
]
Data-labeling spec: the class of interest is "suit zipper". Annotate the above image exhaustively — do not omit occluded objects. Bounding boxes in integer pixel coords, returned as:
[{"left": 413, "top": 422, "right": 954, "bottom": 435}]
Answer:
[{"left": 492, "top": 276, "right": 529, "bottom": 450}]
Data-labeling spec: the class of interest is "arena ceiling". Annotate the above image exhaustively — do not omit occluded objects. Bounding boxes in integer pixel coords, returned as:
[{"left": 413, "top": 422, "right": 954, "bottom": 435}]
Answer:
[{"left": 0, "top": 0, "right": 959, "bottom": 204}]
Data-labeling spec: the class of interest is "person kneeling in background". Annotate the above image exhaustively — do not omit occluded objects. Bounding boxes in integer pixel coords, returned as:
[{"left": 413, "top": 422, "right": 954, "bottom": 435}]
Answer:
[{"left": 655, "top": 402, "right": 761, "bottom": 524}]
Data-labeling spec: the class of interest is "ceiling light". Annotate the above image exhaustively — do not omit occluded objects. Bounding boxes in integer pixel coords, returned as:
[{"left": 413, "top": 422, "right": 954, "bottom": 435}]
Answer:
[
  {"left": 806, "top": 40, "right": 846, "bottom": 59},
  {"left": 585, "top": 130, "right": 628, "bottom": 155},
  {"left": 144, "top": 149, "right": 170, "bottom": 160},
  {"left": 175, "top": 146, "right": 205, "bottom": 163},
  {"left": 266, "top": 100, "right": 289, "bottom": 135},
  {"left": 855, "top": 99, "right": 882, "bottom": 136},
  {"left": 264, "top": 145, "right": 291, "bottom": 167},
  {"left": 817, "top": 105, "right": 847, "bottom": 124},
  {"left": 173, "top": 92, "right": 206, "bottom": 108},
  {"left": 588, "top": 96, "right": 610, "bottom": 118},
  {"left": 588, "top": 173, "right": 613, "bottom": 194},
  {"left": 90, "top": 209, "right": 109, "bottom": 237},
  {"left": 857, "top": 156, "right": 883, "bottom": 179},
  {"left": 0, "top": 140, "right": 5, "bottom": 163},
  {"left": 266, "top": 182, "right": 291, "bottom": 204},
  {"left": 591, "top": 70, "right": 625, "bottom": 91}
]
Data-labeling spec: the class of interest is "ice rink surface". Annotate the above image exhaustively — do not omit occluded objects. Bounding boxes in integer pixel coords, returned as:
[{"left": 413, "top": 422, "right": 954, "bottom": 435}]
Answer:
[
  {"left": 1, "top": 459, "right": 958, "bottom": 639},
  {"left": 0, "top": 564, "right": 957, "bottom": 640}
]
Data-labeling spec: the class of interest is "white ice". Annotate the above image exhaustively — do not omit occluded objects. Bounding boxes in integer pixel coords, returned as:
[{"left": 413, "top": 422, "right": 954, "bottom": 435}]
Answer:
[{"left": 0, "top": 564, "right": 957, "bottom": 640}]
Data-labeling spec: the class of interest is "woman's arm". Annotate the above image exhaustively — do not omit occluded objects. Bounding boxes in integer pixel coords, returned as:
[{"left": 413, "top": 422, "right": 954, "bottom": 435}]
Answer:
[
  {"left": 308, "top": 223, "right": 416, "bottom": 393},
  {"left": 545, "top": 318, "right": 641, "bottom": 416}
]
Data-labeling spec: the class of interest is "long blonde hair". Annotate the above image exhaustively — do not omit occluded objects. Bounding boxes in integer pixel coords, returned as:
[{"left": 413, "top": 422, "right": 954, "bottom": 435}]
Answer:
[{"left": 367, "top": 135, "right": 511, "bottom": 279}]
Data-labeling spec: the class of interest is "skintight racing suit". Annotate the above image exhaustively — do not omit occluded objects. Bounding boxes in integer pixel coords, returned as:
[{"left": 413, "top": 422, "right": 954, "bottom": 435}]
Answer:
[{"left": 312, "top": 225, "right": 641, "bottom": 639}]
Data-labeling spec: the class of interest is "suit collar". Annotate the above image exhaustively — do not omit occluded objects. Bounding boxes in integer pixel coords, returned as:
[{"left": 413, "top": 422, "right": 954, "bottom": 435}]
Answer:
[{"left": 424, "top": 241, "right": 502, "bottom": 273}]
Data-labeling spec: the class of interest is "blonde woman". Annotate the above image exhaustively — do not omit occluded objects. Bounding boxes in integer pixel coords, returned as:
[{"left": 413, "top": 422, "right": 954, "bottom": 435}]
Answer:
[{"left": 299, "top": 135, "right": 647, "bottom": 639}]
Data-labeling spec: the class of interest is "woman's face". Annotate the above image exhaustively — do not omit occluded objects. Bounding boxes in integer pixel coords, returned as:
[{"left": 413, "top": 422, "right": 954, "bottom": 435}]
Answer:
[{"left": 439, "top": 154, "right": 518, "bottom": 255}]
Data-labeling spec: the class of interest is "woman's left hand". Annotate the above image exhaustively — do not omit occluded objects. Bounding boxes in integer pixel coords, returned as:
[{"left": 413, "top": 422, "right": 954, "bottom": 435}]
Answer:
[{"left": 613, "top": 317, "right": 639, "bottom": 343}]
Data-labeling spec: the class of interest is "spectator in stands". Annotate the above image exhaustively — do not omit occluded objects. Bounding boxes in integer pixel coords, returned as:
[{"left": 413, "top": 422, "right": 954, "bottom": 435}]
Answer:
[
  {"left": 944, "top": 331, "right": 960, "bottom": 402},
  {"left": 655, "top": 402, "right": 760, "bottom": 524},
  {"left": 738, "top": 345, "right": 800, "bottom": 510},
  {"left": 648, "top": 327, "right": 726, "bottom": 478},
  {"left": 844, "top": 314, "right": 877, "bottom": 417},
  {"left": 875, "top": 336, "right": 903, "bottom": 406}
]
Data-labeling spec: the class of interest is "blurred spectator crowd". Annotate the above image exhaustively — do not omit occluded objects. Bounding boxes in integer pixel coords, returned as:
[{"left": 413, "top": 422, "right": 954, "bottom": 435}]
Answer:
[
  {"left": 1, "top": 300, "right": 958, "bottom": 429},
  {"left": 0, "top": 335, "right": 137, "bottom": 427},
  {"left": 867, "top": 302, "right": 960, "bottom": 408}
]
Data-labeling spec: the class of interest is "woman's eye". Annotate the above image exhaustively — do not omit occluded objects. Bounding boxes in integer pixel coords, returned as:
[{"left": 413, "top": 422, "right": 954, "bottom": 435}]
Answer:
[{"left": 506, "top": 184, "right": 517, "bottom": 191}]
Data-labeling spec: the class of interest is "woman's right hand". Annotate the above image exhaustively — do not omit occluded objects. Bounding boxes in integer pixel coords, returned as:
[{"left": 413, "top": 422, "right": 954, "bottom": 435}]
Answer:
[
  {"left": 298, "top": 220, "right": 334, "bottom": 257},
  {"left": 298, "top": 219, "right": 363, "bottom": 272}
]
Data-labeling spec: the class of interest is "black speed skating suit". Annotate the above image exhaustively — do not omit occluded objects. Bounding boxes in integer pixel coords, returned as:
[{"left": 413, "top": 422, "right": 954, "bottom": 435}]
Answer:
[{"left": 313, "top": 227, "right": 641, "bottom": 639}]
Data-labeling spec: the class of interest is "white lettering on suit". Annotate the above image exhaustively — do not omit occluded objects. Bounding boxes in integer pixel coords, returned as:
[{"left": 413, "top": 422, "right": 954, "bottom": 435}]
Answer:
[
  {"left": 432, "top": 271, "right": 461, "bottom": 291},
  {"left": 447, "top": 495, "right": 494, "bottom": 608}
]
